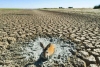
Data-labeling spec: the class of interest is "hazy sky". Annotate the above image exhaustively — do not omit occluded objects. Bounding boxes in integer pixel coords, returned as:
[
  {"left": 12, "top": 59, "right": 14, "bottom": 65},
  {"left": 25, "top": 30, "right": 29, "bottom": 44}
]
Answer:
[{"left": 0, "top": 0, "right": 100, "bottom": 8}]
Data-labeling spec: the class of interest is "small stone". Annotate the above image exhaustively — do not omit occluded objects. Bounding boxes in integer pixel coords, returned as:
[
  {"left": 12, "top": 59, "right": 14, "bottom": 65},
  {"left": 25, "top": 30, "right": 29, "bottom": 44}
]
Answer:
[
  {"left": 3, "top": 65, "right": 7, "bottom": 67},
  {"left": 91, "top": 41, "right": 96, "bottom": 45},
  {"left": 74, "top": 38, "right": 81, "bottom": 43},
  {"left": 0, "top": 65, "right": 2, "bottom": 67},
  {"left": 4, "top": 60, "right": 13, "bottom": 65},
  {"left": 85, "top": 55, "right": 96, "bottom": 64},
  {"left": 1, "top": 32, "right": 7, "bottom": 37},
  {"left": 0, "top": 42, "right": 3, "bottom": 46},
  {"left": 80, "top": 51, "right": 89, "bottom": 57},
  {"left": 84, "top": 40, "right": 91, "bottom": 43},
  {"left": 94, "top": 49, "right": 100, "bottom": 53},
  {"left": 65, "top": 63, "right": 73, "bottom": 67},
  {"left": 9, "top": 65, "right": 16, "bottom": 67},
  {"left": 77, "top": 58, "right": 86, "bottom": 67},
  {"left": 90, "top": 64, "right": 98, "bottom": 67},
  {"left": 84, "top": 43, "right": 95, "bottom": 50},
  {"left": 53, "top": 63, "right": 59, "bottom": 66},
  {"left": 76, "top": 46, "right": 81, "bottom": 51},
  {"left": 91, "top": 52, "right": 99, "bottom": 57},
  {"left": 88, "top": 32, "right": 95, "bottom": 36},
  {"left": 95, "top": 45, "right": 100, "bottom": 48},
  {"left": 76, "top": 32, "right": 81, "bottom": 36},
  {"left": 81, "top": 46, "right": 85, "bottom": 49},
  {"left": 21, "top": 34, "right": 26, "bottom": 38},
  {"left": 7, "top": 37, "right": 16, "bottom": 44},
  {"left": 14, "top": 56, "right": 26, "bottom": 59},
  {"left": 2, "top": 37, "right": 7, "bottom": 42},
  {"left": 87, "top": 48, "right": 91, "bottom": 51},
  {"left": 97, "top": 57, "right": 100, "bottom": 64},
  {"left": 71, "top": 58, "right": 86, "bottom": 67},
  {"left": 76, "top": 53, "right": 83, "bottom": 58},
  {"left": 9, "top": 34, "right": 15, "bottom": 37},
  {"left": 0, "top": 42, "right": 7, "bottom": 49},
  {"left": 95, "top": 40, "right": 100, "bottom": 44},
  {"left": 92, "top": 37, "right": 97, "bottom": 39},
  {"left": 70, "top": 34, "right": 76, "bottom": 39},
  {"left": 0, "top": 61, "right": 4, "bottom": 65},
  {"left": 27, "top": 64, "right": 36, "bottom": 67},
  {"left": 0, "top": 36, "right": 2, "bottom": 41},
  {"left": 69, "top": 49, "right": 77, "bottom": 55},
  {"left": 80, "top": 36, "right": 85, "bottom": 40}
]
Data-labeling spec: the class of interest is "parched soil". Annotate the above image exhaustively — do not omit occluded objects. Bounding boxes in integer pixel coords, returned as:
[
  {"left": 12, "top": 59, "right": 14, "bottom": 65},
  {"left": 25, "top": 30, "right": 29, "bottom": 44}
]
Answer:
[{"left": 0, "top": 9, "right": 100, "bottom": 67}]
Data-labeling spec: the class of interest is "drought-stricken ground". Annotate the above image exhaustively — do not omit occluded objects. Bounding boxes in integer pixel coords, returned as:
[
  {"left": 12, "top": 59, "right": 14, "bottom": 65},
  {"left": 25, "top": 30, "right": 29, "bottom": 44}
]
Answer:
[{"left": 0, "top": 9, "right": 100, "bottom": 67}]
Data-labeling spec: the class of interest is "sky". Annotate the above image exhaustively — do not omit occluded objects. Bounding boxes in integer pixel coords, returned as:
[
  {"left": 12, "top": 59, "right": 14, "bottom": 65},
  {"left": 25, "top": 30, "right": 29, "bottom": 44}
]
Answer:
[{"left": 0, "top": 0, "right": 100, "bottom": 8}]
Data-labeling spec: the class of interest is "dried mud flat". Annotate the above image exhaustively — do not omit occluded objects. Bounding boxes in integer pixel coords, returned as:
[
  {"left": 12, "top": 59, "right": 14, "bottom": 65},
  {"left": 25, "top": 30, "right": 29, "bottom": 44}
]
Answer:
[{"left": 0, "top": 9, "right": 100, "bottom": 67}]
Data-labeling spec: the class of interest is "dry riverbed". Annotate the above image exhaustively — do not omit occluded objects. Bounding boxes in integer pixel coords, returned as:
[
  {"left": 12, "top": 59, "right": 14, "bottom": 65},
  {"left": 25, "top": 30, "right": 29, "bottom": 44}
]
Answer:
[{"left": 0, "top": 9, "right": 100, "bottom": 67}]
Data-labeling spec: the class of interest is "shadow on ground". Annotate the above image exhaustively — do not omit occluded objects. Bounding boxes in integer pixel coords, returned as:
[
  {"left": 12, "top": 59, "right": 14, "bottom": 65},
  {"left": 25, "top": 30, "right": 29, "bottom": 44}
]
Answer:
[{"left": 24, "top": 56, "right": 47, "bottom": 67}]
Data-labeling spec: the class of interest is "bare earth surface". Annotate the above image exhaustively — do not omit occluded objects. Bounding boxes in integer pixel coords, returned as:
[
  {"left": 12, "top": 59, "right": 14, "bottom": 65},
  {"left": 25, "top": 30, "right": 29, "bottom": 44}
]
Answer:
[{"left": 0, "top": 9, "right": 100, "bottom": 67}]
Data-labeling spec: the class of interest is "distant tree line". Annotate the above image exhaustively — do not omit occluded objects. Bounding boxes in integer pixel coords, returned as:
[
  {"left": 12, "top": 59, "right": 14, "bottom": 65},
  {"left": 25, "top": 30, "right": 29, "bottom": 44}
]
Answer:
[
  {"left": 93, "top": 4, "right": 100, "bottom": 9},
  {"left": 59, "top": 7, "right": 73, "bottom": 9},
  {"left": 68, "top": 7, "right": 73, "bottom": 8},
  {"left": 59, "top": 7, "right": 64, "bottom": 9},
  {"left": 42, "top": 7, "right": 73, "bottom": 9}
]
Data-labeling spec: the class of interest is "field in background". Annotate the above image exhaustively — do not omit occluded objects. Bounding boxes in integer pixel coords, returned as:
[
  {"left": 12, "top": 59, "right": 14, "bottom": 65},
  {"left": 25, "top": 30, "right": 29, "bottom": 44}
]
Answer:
[{"left": 41, "top": 8, "right": 100, "bottom": 15}]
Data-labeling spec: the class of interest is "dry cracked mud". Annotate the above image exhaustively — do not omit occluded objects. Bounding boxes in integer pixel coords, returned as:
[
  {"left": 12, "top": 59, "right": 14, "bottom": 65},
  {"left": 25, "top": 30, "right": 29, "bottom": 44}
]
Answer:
[{"left": 0, "top": 9, "right": 100, "bottom": 67}]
